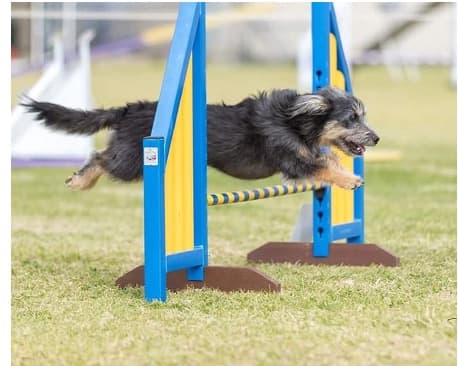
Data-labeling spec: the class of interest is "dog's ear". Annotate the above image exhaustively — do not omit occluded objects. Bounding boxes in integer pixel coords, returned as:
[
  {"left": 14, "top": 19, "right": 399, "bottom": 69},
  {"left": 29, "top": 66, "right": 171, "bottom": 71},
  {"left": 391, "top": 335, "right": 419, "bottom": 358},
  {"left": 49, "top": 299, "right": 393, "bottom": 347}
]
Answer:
[
  {"left": 290, "top": 94, "right": 329, "bottom": 117},
  {"left": 317, "top": 86, "right": 347, "bottom": 101}
]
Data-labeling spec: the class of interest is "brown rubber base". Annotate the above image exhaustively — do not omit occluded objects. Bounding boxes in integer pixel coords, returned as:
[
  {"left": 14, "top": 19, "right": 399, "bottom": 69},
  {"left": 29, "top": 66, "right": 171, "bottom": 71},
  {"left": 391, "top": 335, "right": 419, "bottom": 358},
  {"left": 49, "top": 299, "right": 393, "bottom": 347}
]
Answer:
[
  {"left": 115, "top": 265, "right": 281, "bottom": 292},
  {"left": 247, "top": 242, "right": 399, "bottom": 267}
]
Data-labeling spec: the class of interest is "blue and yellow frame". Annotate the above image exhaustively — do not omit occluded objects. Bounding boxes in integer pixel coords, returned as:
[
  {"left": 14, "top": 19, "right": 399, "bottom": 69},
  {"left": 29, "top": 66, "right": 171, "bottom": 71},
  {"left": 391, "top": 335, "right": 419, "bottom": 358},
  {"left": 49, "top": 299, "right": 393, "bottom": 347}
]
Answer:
[
  {"left": 143, "top": 3, "right": 207, "bottom": 302},
  {"left": 311, "top": 2, "right": 365, "bottom": 257}
]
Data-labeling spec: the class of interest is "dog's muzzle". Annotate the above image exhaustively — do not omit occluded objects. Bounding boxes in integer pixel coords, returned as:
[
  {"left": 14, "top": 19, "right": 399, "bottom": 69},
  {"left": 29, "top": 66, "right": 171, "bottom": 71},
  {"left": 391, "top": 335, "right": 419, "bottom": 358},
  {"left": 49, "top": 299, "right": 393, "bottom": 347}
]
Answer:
[
  {"left": 365, "top": 131, "right": 380, "bottom": 146},
  {"left": 340, "top": 130, "right": 380, "bottom": 156}
]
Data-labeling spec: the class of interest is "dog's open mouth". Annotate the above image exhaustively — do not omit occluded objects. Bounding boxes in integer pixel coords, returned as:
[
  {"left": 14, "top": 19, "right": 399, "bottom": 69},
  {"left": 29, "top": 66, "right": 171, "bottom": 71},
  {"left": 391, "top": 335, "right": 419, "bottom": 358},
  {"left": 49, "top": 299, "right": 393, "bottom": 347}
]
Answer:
[{"left": 343, "top": 140, "right": 366, "bottom": 155}]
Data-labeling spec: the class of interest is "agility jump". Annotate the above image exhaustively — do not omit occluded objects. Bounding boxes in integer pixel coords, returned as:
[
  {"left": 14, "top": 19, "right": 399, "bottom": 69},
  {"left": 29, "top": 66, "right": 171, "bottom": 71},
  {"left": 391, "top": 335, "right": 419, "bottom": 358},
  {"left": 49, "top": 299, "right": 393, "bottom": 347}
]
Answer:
[{"left": 116, "top": 2, "right": 399, "bottom": 303}]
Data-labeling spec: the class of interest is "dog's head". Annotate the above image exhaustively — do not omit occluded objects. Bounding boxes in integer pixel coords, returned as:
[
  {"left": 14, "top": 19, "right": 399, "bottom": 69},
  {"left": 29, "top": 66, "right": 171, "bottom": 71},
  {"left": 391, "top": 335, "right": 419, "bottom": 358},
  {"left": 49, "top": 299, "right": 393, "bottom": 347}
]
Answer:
[{"left": 291, "top": 87, "right": 379, "bottom": 156}]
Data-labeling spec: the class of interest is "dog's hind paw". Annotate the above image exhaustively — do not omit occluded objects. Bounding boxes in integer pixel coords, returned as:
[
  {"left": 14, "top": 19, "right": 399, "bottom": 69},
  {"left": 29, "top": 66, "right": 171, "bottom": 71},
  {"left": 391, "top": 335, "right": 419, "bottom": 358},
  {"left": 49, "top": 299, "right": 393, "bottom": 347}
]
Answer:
[
  {"left": 65, "top": 173, "right": 79, "bottom": 190},
  {"left": 64, "top": 172, "right": 96, "bottom": 191},
  {"left": 64, "top": 165, "right": 103, "bottom": 191}
]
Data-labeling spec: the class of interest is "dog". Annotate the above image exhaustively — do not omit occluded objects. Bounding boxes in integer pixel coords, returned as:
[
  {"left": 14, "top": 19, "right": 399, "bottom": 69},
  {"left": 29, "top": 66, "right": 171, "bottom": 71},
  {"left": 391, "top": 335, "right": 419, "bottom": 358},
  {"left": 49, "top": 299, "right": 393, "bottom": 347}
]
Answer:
[{"left": 22, "top": 86, "right": 379, "bottom": 190}]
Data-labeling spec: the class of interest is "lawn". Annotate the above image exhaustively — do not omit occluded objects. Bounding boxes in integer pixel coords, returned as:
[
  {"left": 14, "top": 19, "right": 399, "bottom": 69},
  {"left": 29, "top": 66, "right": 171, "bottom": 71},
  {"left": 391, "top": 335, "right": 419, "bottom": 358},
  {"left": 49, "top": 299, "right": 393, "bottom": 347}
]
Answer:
[{"left": 11, "top": 60, "right": 456, "bottom": 365}]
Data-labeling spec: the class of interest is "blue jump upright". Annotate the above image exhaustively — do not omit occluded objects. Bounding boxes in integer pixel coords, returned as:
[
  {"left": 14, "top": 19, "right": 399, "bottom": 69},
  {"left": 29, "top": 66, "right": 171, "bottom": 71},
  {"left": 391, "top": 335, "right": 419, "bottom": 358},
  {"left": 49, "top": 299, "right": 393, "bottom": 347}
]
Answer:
[
  {"left": 248, "top": 2, "right": 398, "bottom": 269},
  {"left": 143, "top": 3, "right": 206, "bottom": 302},
  {"left": 311, "top": 1, "right": 364, "bottom": 257}
]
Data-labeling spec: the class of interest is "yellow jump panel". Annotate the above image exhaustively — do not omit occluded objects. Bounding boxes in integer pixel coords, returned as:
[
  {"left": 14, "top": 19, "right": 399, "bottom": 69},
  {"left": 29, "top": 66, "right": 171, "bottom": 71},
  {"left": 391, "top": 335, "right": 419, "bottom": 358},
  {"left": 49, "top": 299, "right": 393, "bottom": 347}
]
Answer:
[
  {"left": 330, "top": 34, "right": 353, "bottom": 226},
  {"left": 165, "top": 61, "right": 194, "bottom": 255}
]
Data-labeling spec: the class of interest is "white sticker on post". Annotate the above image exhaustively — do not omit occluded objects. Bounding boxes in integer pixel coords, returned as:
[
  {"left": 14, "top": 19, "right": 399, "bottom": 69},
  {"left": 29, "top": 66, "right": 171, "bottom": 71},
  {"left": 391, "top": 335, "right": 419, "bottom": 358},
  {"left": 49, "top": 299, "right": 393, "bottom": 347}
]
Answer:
[{"left": 144, "top": 147, "right": 158, "bottom": 166}]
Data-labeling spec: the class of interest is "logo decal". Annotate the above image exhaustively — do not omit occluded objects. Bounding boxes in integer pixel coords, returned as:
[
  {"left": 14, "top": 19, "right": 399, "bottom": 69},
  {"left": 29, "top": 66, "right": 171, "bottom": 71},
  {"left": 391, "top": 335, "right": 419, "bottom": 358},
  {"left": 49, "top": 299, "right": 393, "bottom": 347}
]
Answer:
[{"left": 144, "top": 147, "right": 158, "bottom": 166}]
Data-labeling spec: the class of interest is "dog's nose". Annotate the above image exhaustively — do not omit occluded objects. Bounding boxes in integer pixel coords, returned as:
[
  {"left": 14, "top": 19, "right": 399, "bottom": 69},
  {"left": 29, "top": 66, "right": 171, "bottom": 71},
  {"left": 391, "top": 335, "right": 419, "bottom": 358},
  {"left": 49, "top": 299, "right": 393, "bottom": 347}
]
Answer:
[{"left": 372, "top": 133, "right": 380, "bottom": 145}]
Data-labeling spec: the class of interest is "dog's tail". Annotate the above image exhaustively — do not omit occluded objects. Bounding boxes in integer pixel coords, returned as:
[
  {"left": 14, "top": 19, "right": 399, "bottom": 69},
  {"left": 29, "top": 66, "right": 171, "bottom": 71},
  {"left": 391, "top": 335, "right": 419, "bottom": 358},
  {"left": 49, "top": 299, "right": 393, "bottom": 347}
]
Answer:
[{"left": 21, "top": 97, "right": 128, "bottom": 135}]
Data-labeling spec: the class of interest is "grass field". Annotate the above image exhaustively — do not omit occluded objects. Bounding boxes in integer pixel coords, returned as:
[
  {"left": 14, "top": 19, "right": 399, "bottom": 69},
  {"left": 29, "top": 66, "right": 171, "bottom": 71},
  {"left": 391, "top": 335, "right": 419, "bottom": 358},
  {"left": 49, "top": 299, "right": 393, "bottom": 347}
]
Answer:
[{"left": 11, "top": 59, "right": 456, "bottom": 365}]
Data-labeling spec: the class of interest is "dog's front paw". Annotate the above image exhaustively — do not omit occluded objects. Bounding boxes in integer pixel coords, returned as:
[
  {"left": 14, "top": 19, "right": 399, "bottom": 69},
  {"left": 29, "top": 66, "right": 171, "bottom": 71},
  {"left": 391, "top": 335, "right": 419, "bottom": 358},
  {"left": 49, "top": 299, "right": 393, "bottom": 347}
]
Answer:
[{"left": 335, "top": 174, "right": 364, "bottom": 190}]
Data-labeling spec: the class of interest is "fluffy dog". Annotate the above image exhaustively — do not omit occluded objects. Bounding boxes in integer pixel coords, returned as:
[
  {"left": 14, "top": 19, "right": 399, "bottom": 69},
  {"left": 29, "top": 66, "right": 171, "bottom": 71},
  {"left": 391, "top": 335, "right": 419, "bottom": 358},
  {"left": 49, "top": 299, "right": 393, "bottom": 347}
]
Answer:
[{"left": 22, "top": 86, "right": 379, "bottom": 190}]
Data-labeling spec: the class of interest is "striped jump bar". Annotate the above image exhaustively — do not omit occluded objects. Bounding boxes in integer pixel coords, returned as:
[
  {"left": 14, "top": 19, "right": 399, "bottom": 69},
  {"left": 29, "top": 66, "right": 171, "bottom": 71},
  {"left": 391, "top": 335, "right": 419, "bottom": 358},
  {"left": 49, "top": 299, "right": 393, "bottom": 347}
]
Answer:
[{"left": 207, "top": 182, "right": 328, "bottom": 206}]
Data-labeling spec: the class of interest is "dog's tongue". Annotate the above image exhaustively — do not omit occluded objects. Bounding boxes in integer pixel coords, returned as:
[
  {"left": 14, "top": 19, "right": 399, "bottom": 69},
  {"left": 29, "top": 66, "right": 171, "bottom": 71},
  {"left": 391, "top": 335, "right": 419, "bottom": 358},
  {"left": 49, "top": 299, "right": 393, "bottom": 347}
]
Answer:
[{"left": 357, "top": 145, "right": 366, "bottom": 155}]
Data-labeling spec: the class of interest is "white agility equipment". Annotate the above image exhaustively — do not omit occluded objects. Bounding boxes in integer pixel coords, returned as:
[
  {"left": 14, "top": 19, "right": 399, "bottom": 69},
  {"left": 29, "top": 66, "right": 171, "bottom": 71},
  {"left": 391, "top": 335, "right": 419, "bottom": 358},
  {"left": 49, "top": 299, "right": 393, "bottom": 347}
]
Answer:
[{"left": 12, "top": 31, "right": 95, "bottom": 167}]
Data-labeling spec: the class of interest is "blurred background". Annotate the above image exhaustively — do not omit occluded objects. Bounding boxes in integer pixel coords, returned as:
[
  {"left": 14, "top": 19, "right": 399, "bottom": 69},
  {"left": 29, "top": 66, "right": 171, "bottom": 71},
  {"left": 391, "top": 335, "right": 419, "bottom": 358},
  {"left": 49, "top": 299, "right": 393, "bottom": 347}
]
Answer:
[
  {"left": 10, "top": 2, "right": 457, "bottom": 166},
  {"left": 11, "top": 2, "right": 457, "bottom": 70},
  {"left": 11, "top": 2, "right": 456, "bottom": 78}
]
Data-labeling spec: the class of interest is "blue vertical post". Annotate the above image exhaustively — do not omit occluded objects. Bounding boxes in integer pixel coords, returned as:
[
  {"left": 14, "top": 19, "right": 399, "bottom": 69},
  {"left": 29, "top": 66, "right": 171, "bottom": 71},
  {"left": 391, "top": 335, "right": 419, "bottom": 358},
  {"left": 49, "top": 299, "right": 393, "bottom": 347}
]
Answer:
[
  {"left": 348, "top": 157, "right": 364, "bottom": 243},
  {"left": 151, "top": 2, "right": 200, "bottom": 159},
  {"left": 188, "top": 2, "right": 208, "bottom": 281},
  {"left": 313, "top": 188, "right": 332, "bottom": 257},
  {"left": 143, "top": 137, "right": 167, "bottom": 302},
  {"left": 329, "top": 3, "right": 365, "bottom": 244},
  {"left": 311, "top": 2, "right": 332, "bottom": 257}
]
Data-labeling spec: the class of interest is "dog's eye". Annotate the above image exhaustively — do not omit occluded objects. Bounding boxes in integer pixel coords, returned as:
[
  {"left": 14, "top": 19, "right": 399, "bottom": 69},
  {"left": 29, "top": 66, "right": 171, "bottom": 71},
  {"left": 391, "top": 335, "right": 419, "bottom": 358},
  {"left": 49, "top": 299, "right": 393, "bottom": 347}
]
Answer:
[{"left": 351, "top": 112, "right": 358, "bottom": 121}]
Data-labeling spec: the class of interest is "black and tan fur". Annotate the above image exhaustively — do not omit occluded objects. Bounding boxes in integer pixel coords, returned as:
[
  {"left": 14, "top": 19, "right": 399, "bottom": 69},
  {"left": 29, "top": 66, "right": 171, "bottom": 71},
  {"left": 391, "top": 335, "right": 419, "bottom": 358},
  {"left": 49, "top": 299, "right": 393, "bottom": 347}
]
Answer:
[{"left": 22, "top": 86, "right": 379, "bottom": 190}]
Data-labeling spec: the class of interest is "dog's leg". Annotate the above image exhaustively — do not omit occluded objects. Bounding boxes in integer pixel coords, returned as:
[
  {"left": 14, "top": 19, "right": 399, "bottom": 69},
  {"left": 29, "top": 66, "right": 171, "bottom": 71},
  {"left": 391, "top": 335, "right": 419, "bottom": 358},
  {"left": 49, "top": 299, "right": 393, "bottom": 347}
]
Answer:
[
  {"left": 312, "top": 153, "right": 364, "bottom": 189},
  {"left": 282, "top": 152, "right": 363, "bottom": 190},
  {"left": 65, "top": 152, "right": 106, "bottom": 190}
]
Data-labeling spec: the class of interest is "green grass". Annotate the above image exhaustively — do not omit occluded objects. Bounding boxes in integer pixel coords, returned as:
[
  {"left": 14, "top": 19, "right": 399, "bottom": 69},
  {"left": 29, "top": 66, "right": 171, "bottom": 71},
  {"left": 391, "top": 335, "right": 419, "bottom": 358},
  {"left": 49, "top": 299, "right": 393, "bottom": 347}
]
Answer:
[{"left": 11, "top": 60, "right": 456, "bottom": 365}]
